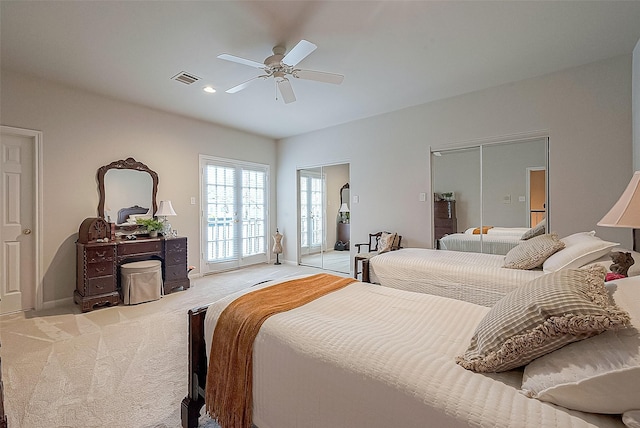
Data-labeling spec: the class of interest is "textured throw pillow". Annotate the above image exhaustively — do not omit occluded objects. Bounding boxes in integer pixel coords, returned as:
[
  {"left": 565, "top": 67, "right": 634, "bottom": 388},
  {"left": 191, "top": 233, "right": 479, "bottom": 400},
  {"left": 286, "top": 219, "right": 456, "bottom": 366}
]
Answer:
[
  {"left": 521, "top": 219, "right": 546, "bottom": 240},
  {"left": 377, "top": 232, "right": 397, "bottom": 254},
  {"left": 503, "top": 233, "right": 565, "bottom": 270},
  {"left": 520, "top": 277, "right": 639, "bottom": 414},
  {"left": 456, "top": 266, "right": 630, "bottom": 372},
  {"left": 542, "top": 232, "right": 619, "bottom": 273}
]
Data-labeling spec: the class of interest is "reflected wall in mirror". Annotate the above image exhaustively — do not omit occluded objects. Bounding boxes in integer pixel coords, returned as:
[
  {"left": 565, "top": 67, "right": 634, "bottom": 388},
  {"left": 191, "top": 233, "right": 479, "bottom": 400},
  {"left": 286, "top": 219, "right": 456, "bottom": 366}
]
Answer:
[
  {"left": 432, "top": 137, "right": 548, "bottom": 254},
  {"left": 97, "top": 157, "right": 158, "bottom": 225},
  {"left": 298, "top": 163, "right": 350, "bottom": 274}
]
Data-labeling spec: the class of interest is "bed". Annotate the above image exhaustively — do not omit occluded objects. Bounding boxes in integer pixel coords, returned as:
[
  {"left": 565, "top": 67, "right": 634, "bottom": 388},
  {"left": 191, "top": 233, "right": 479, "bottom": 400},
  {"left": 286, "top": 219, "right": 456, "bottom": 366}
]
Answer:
[
  {"left": 438, "top": 229, "right": 526, "bottom": 254},
  {"left": 370, "top": 232, "right": 622, "bottom": 306},
  {"left": 181, "top": 272, "right": 637, "bottom": 428},
  {"left": 369, "top": 247, "right": 543, "bottom": 306}
]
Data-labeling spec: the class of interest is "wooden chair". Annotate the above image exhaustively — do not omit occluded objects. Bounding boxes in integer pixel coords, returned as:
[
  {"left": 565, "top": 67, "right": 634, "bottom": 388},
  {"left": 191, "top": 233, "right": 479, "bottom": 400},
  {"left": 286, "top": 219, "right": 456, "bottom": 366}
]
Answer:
[{"left": 354, "top": 232, "right": 402, "bottom": 282}]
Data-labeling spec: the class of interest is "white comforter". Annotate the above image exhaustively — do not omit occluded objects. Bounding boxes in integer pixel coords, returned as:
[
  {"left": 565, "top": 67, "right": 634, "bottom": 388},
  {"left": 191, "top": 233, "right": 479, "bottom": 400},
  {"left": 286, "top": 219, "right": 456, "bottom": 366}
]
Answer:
[
  {"left": 439, "top": 233, "right": 523, "bottom": 254},
  {"left": 204, "top": 279, "right": 622, "bottom": 428},
  {"left": 370, "top": 248, "right": 544, "bottom": 306}
]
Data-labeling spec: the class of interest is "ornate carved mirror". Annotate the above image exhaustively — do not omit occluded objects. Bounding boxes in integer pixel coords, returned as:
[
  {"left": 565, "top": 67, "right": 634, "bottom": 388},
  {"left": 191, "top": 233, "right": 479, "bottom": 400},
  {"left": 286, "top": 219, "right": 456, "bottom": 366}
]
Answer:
[{"left": 97, "top": 158, "right": 158, "bottom": 224}]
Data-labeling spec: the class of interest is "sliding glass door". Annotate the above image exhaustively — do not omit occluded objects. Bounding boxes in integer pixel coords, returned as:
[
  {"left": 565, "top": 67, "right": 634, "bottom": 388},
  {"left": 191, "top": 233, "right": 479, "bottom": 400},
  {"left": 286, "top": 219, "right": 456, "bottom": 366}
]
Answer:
[{"left": 201, "top": 156, "right": 269, "bottom": 273}]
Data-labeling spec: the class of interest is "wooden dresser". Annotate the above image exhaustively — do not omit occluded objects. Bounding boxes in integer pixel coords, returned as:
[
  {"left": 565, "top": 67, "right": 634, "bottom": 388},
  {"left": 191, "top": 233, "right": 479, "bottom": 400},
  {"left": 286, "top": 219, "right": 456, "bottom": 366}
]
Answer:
[
  {"left": 75, "top": 236, "right": 190, "bottom": 312},
  {"left": 434, "top": 200, "right": 457, "bottom": 246},
  {"left": 336, "top": 222, "right": 350, "bottom": 250}
]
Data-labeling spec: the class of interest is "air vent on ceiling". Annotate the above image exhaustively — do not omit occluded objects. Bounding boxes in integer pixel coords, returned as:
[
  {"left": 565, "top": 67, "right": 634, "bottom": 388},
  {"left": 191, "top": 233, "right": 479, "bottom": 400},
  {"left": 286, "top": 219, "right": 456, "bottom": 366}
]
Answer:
[{"left": 172, "top": 71, "right": 201, "bottom": 85}]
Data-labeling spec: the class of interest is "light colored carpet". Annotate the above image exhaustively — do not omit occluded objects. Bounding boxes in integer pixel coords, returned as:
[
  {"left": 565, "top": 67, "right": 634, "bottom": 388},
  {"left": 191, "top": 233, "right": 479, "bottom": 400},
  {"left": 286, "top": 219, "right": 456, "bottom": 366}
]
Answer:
[{"left": 0, "top": 263, "right": 331, "bottom": 428}]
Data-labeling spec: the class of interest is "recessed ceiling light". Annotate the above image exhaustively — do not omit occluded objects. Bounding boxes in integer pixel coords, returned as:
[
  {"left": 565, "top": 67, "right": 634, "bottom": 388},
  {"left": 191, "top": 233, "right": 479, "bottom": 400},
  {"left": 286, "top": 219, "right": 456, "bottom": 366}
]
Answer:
[{"left": 203, "top": 86, "right": 216, "bottom": 93}]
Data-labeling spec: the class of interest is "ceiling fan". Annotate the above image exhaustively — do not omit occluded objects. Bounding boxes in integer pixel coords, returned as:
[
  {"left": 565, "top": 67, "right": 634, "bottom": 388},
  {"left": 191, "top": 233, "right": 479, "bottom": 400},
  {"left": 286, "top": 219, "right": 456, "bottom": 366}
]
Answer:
[{"left": 217, "top": 40, "right": 344, "bottom": 104}]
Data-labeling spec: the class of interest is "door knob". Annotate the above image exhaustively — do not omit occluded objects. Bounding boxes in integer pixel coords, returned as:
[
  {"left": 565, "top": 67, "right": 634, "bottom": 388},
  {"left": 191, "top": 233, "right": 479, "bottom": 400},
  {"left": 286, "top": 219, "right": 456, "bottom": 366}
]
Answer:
[{"left": 23, "top": 228, "right": 32, "bottom": 235}]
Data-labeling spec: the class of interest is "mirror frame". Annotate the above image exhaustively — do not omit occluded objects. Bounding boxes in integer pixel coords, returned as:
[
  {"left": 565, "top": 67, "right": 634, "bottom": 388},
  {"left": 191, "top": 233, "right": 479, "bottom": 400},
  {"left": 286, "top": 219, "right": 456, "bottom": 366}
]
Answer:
[
  {"left": 97, "top": 157, "right": 158, "bottom": 219},
  {"left": 339, "top": 182, "right": 350, "bottom": 206}
]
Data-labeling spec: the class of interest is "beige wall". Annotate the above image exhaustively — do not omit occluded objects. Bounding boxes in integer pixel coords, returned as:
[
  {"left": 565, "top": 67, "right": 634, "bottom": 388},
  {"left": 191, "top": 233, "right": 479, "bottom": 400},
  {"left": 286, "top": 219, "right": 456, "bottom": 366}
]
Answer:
[
  {"left": 278, "top": 55, "right": 634, "bottom": 264},
  {"left": 1, "top": 71, "right": 276, "bottom": 305},
  {"left": 2, "top": 52, "right": 635, "bottom": 304}
]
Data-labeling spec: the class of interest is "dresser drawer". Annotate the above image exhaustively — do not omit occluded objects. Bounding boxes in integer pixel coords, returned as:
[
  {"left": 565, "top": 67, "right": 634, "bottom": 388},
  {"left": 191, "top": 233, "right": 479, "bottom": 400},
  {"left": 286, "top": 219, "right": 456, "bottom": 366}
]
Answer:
[
  {"left": 165, "top": 252, "right": 186, "bottom": 267},
  {"left": 165, "top": 238, "right": 186, "bottom": 255},
  {"left": 85, "top": 246, "right": 115, "bottom": 263},
  {"left": 86, "top": 261, "right": 115, "bottom": 278},
  {"left": 165, "top": 264, "right": 187, "bottom": 282},
  {"left": 118, "top": 240, "right": 162, "bottom": 256},
  {"left": 435, "top": 226, "right": 457, "bottom": 240},
  {"left": 434, "top": 201, "right": 456, "bottom": 219},
  {"left": 87, "top": 276, "right": 116, "bottom": 295},
  {"left": 434, "top": 218, "right": 456, "bottom": 229}
]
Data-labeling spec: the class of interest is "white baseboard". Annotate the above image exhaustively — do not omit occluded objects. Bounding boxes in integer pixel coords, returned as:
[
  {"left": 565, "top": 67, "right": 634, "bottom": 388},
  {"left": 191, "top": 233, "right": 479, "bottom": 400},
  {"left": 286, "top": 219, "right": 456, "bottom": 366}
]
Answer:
[{"left": 43, "top": 296, "right": 74, "bottom": 309}]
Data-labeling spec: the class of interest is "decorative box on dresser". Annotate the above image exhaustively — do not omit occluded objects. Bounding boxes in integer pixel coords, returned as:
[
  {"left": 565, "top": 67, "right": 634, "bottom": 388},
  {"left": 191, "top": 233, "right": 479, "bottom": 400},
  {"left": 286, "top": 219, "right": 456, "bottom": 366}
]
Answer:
[{"left": 434, "top": 200, "right": 457, "bottom": 247}]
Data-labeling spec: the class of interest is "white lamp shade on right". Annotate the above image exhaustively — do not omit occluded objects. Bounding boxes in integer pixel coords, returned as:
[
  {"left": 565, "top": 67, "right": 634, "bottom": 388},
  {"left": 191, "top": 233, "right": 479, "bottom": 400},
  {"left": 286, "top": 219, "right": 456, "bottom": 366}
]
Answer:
[
  {"left": 155, "top": 200, "right": 177, "bottom": 217},
  {"left": 598, "top": 172, "right": 640, "bottom": 228}
]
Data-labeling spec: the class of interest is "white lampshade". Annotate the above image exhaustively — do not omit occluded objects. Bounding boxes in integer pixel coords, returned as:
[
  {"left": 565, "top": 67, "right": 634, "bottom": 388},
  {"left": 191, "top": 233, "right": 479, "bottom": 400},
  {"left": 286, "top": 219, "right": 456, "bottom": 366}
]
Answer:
[
  {"left": 155, "top": 200, "right": 177, "bottom": 217},
  {"left": 598, "top": 172, "right": 640, "bottom": 228},
  {"left": 339, "top": 203, "right": 350, "bottom": 213}
]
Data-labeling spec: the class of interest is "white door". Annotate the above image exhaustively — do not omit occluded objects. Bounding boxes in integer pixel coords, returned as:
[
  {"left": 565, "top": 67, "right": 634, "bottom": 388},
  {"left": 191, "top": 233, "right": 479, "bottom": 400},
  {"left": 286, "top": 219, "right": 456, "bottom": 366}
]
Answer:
[
  {"left": 200, "top": 156, "right": 269, "bottom": 274},
  {"left": 1, "top": 127, "right": 40, "bottom": 314}
]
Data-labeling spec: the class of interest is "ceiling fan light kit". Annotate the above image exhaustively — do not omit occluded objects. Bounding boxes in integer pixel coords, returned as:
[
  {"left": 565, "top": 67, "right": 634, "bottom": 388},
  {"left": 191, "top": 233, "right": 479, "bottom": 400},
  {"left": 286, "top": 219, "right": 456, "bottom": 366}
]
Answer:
[{"left": 217, "top": 39, "right": 344, "bottom": 104}]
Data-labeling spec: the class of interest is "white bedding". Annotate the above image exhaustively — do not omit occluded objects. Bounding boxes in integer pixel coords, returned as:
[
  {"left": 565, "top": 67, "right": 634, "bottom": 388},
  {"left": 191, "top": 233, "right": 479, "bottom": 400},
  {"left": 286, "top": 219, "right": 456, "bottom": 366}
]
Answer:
[
  {"left": 464, "top": 226, "right": 530, "bottom": 236},
  {"left": 369, "top": 248, "right": 543, "bottom": 306},
  {"left": 204, "top": 278, "right": 623, "bottom": 428},
  {"left": 439, "top": 232, "right": 523, "bottom": 254}
]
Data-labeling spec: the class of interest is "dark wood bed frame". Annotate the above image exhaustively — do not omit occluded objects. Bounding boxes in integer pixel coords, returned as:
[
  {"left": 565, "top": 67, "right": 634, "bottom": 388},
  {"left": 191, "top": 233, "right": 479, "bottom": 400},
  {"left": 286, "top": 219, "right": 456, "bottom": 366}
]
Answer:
[{"left": 181, "top": 304, "right": 210, "bottom": 428}]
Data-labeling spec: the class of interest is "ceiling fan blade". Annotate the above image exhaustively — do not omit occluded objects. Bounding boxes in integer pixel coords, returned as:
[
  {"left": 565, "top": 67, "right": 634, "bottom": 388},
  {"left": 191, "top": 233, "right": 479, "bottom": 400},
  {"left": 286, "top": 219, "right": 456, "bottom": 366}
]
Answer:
[
  {"left": 277, "top": 78, "right": 296, "bottom": 104},
  {"left": 282, "top": 40, "right": 317, "bottom": 67},
  {"left": 294, "top": 69, "right": 344, "bottom": 85},
  {"left": 226, "top": 75, "right": 268, "bottom": 93},
  {"left": 217, "top": 53, "right": 265, "bottom": 69}
]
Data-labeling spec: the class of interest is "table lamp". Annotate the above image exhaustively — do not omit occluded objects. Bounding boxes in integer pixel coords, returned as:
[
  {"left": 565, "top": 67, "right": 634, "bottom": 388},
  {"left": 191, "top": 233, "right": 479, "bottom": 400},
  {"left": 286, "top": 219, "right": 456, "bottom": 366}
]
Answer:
[
  {"left": 598, "top": 171, "right": 640, "bottom": 251},
  {"left": 339, "top": 203, "right": 350, "bottom": 223},
  {"left": 155, "top": 200, "right": 177, "bottom": 236}
]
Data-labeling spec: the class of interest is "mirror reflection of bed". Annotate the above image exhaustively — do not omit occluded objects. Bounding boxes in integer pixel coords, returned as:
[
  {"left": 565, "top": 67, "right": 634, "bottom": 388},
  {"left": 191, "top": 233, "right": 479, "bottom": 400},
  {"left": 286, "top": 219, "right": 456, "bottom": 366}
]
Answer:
[
  {"left": 431, "top": 137, "right": 548, "bottom": 254},
  {"left": 103, "top": 167, "right": 154, "bottom": 225},
  {"left": 298, "top": 164, "right": 350, "bottom": 274}
]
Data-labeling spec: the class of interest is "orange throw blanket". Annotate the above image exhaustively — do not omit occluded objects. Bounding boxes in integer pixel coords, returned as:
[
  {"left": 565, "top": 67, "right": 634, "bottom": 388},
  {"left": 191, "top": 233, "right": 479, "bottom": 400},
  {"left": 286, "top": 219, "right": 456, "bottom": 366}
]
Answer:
[
  {"left": 472, "top": 226, "right": 494, "bottom": 234},
  {"left": 205, "top": 273, "right": 356, "bottom": 428}
]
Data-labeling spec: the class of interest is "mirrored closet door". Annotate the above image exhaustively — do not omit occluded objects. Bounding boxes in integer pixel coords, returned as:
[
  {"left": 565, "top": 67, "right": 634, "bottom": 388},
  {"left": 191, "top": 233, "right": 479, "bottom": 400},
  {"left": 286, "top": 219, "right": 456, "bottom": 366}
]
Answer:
[
  {"left": 431, "top": 137, "right": 548, "bottom": 254},
  {"left": 298, "top": 163, "right": 350, "bottom": 274}
]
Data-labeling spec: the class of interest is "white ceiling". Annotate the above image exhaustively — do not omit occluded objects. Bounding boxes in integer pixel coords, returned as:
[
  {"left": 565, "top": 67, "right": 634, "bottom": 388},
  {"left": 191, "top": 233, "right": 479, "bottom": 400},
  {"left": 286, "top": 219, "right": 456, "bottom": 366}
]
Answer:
[{"left": 2, "top": 1, "right": 640, "bottom": 140}]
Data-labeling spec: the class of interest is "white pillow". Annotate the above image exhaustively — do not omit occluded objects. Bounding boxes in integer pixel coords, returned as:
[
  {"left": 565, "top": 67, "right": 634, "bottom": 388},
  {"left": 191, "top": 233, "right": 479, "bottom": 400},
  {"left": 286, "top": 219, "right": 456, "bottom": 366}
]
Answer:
[
  {"left": 542, "top": 232, "right": 618, "bottom": 273},
  {"left": 561, "top": 230, "right": 596, "bottom": 246},
  {"left": 520, "top": 276, "right": 639, "bottom": 414}
]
